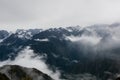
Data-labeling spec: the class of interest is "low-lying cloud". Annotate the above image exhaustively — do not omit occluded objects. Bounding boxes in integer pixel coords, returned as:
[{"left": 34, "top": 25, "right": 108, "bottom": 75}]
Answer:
[
  {"left": 65, "top": 25, "right": 120, "bottom": 59},
  {"left": 0, "top": 46, "right": 61, "bottom": 80},
  {"left": 66, "top": 35, "right": 101, "bottom": 45}
]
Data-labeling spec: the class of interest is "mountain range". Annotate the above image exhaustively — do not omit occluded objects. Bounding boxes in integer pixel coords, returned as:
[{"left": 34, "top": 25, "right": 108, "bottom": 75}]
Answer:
[{"left": 0, "top": 23, "right": 120, "bottom": 80}]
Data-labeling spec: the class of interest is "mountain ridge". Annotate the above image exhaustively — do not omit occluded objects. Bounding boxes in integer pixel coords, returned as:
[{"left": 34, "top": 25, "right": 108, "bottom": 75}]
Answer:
[
  {"left": 0, "top": 23, "right": 120, "bottom": 80},
  {"left": 0, "top": 65, "right": 53, "bottom": 80}
]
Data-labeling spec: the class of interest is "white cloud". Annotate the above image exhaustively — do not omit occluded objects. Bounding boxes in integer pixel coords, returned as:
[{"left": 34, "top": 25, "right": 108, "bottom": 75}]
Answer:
[
  {"left": 0, "top": 46, "right": 61, "bottom": 80},
  {"left": 65, "top": 25, "right": 120, "bottom": 51},
  {"left": 66, "top": 35, "right": 102, "bottom": 45}
]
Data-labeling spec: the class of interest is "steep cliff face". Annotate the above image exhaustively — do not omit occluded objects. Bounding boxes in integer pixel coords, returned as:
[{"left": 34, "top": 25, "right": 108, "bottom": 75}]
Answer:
[{"left": 0, "top": 65, "right": 53, "bottom": 80}]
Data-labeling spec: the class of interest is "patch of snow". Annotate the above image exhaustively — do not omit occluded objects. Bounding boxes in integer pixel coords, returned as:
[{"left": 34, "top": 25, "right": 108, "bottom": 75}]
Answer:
[
  {"left": 72, "top": 60, "right": 79, "bottom": 63},
  {"left": 34, "top": 38, "right": 49, "bottom": 42},
  {"left": 0, "top": 39, "right": 3, "bottom": 43},
  {"left": 66, "top": 25, "right": 83, "bottom": 32},
  {"left": 17, "top": 30, "right": 33, "bottom": 39}
]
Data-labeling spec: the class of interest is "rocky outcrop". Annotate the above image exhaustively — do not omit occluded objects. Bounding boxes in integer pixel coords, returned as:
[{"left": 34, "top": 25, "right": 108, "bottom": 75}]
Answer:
[{"left": 0, "top": 65, "right": 53, "bottom": 80}]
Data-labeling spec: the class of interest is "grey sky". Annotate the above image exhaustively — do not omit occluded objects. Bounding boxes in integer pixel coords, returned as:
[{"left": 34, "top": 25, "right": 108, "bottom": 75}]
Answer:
[{"left": 0, "top": 0, "right": 120, "bottom": 31}]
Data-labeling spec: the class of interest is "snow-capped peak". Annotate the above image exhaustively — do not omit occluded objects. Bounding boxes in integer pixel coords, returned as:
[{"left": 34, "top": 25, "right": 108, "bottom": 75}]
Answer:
[
  {"left": 66, "top": 25, "right": 82, "bottom": 32},
  {"left": 16, "top": 29, "right": 43, "bottom": 39}
]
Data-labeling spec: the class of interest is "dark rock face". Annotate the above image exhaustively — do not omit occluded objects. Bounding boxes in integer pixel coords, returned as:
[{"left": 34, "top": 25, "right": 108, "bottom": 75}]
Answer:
[
  {"left": 0, "top": 30, "right": 9, "bottom": 39},
  {"left": 0, "top": 65, "right": 53, "bottom": 80},
  {"left": 0, "top": 73, "right": 10, "bottom": 80},
  {"left": 116, "top": 77, "right": 120, "bottom": 80}
]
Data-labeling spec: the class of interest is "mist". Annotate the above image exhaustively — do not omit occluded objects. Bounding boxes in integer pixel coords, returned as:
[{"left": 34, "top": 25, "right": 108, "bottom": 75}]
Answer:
[
  {"left": 0, "top": 46, "right": 61, "bottom": 80},
  {"left": 65, "top": 24, "right": 120, "bottom": 61}
]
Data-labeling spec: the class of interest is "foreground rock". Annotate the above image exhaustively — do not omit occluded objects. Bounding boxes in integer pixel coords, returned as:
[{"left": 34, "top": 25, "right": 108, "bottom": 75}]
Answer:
[{"left": 0, "top": 65, "right": 53, "bottom": 80}]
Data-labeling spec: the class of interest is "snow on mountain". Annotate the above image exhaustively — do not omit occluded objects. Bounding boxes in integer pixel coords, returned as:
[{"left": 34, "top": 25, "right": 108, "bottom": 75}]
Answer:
[
  {"left": 34, "top": 38, "right": 49, "bottom": 42},
  {"left": 0, "top": 39, "right": 3, "bottom": 43},
  {"left": 66, "top": 25, "right": 82, "bottom": 32},
  {"left": 16, "top": 29, "right": 42, "bottom": 39}
]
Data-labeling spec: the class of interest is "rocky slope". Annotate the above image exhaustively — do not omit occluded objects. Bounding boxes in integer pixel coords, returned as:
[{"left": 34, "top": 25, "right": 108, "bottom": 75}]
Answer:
[{"left": 0, "top": 65, "right": 53, "bottom": 80}]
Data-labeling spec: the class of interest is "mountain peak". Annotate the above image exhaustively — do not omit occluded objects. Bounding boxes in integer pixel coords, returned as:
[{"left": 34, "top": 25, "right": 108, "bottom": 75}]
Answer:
[{"left": 109, "top": 22, "right": 120, "bottom": 27}]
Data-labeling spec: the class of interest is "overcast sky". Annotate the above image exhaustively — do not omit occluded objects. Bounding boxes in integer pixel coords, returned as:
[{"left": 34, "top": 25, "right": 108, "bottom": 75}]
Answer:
[{"left": 0, "top": 0, "right": 120, "bottom": 31}]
